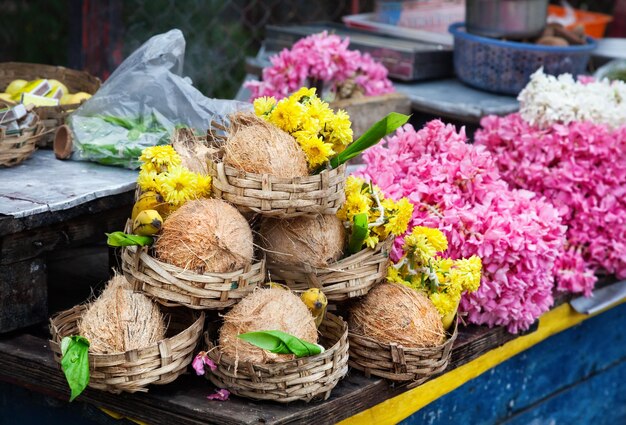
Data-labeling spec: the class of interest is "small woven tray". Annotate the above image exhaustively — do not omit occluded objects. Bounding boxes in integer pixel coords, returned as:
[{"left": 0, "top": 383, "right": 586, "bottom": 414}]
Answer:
[
  {"left": 205, "top": 312, "right": 349, "bottom": 403},
  {"left": 0, "top": 120, "right": 44, "bottom": 167},
  {"left": 49, "top": 305, "right": 205, "bottom": 394},
  {"left": 208, "top": 158, "right": 347, "bottom": 219},
  {"left": 121, "top": 244, "right": 266, "bottom": 310},
  {"left": 348, "top": 316, "right": 457, "bottom": 389}
]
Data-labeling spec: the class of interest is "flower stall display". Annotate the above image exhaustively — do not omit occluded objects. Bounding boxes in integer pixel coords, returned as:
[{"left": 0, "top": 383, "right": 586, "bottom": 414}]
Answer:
[
  {"left": 359, "top": 120, "right": 566, "bottom": 333},
  {"left": 475, "top": 70, "right": 626, "bottom": 295}
]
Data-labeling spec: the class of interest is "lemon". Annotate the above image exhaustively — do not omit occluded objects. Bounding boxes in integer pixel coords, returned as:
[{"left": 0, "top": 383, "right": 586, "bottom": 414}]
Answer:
[
  {"left": 48, "top": 79, "right": 69, "bottom": 95},
  {"left": 70, "top": 92, "right": 92, "bottom": 104},
  {"left": 5, "top": 79, "right": 28, "bottom": 95},
  {"left": 0, "top": 93, "right": 14, "bottom": 103},
  {"left": 60, "top": 94, "right": 74, "bottom": 105}
]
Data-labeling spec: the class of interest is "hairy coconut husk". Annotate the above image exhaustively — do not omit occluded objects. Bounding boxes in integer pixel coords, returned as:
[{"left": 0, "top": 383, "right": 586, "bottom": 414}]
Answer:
[
  {"left": 259, "top": 214, "right": 346, "bottom": 268},
  {"left": 172, "top": 127, "right": 216, "bottom": 175},
  {"left": 223, "top": 112, "right": 308, "bottom": 178},
  {"left": 155, "top": 198, "right": 253, "bottom": 273},
  {"left": 349, "top": 283, "right": 445, "bottom": 348},
  {"left": 78, "top": 274, "right": 165, "bottom": 354},
  {"left": 219, "top": 288, "right": 318, "bottom": 364}
]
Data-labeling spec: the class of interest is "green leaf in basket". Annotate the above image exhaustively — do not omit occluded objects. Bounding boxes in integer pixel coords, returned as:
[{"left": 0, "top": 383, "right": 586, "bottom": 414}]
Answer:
[
  {"left": 60, "top": 336, "right": 90, "bottom": 402},
  {"left": 238, "top": 330, "right": 323, "bottom": 358},
  {"left": 106, "top": 231, "right": 153, "bottom": 247},
  {"left": 329, "top": 112, "right": 410, "bottom": 169},
  {"left": 348, "top": 213, "right": 370, "bottom": 255}
]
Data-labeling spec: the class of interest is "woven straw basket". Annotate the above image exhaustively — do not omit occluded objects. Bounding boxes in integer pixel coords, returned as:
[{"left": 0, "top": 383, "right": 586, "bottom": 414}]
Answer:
[
  {"left": 208, "top": 158, "right": 347, "bottom": 219},
  {"left": 0, "top": 119, "right": 44, "bottom": 167},
  {"left": 49, "top": 305, "right": 205, "bottom": 394},
  {"left": 267, "top": 238, "right": 393, "bottom": 302},
  {"left": 0, "top": 62, "right": 101, "bottom": 146},
  {"left": 205, "top": 312, "right": 349, "bottom": 403},
  {"left": 121, "top": 244, "right": 266, "bottom": 310},
  {"left": 348, "top": 317, "right": 458, "bottom": 389}
]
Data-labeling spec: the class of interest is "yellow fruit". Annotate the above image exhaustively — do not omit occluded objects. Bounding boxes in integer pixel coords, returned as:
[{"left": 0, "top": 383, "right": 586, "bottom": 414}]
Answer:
[
  {"left": 267, "top": 282, "right": 290, "bottom": 291},
  {"left": 60, "top": 94, "right": 74, "bottom": 105},
  {"left": 132, "top": 210, "right": 163, "bottom": 236},
  {"left": 300, "top": 288, "right": 328, "bottom": 328},
  {"left": 5, "top": 79, "right": 27, "bottom": 95},
  {"left": 48, "top": 79, "right": 69, "bottom": 95},
  {"left": 71, "top": 92, "right": 92, "bottom": 104},
  {"left": 0, "top": 93, "right": 14, "bottom": 103},
  {"left": 131, "top": 191, "right": 168, "bottom": 221}
]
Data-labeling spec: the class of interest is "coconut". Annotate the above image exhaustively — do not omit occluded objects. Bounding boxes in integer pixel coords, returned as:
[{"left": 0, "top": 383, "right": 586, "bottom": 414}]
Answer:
[
  {"left": 259, "top": 214, "right": 346, "bottom": 268},
  {"left": 223, "top": 112, "right": 308, "bottom": 178},
  {"left": 155, "top": 198, "right": 254, "bottom": 273},
  {"left": 219, "top": 288, "right": 318, "bottom": 364},
  {"left": 349, "top": 283, "right": 445, "bottom": 348},
  {"left": 78, "top": 274, "right": 165, "bottom": 354},
  {"left": 172, "top": 127, "right": 215, "bottom": 175}
]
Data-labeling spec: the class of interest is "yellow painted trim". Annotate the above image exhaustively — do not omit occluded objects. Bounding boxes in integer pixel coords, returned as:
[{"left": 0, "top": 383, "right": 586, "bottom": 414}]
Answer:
[{"left": 339, "top": 300, "right": 625, "bottom": 425}]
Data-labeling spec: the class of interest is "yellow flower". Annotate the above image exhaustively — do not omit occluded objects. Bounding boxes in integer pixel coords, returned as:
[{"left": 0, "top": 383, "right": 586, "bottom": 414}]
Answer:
[
  {"left": 364, "top": 233, "right": 379, "bottom": 249},
  {"left": 430, "top": 291, "right": 461, "bottom": 318},
  {"left": 412, "top": 226, "right": 448, "bottom": 253},
  {"left": 296, "top": 133, "right": 334, "bottom": 168},
  {"left": 269, "top": 97, "right": 305, "bottom": 133},
  {"left": 195, "top": 174, "right": 212, "bottom": 197},
  {"left": 450, "top": 255, "right": 482, "bottom": 292},
  {"left": 326, "top": 109, "right": 353, "bottom": 153},
  {"left": 403, "top": 233, "right": 437, "bottom": 265},
  {"left": 139, "top": 145, "right": 181, "bottom": 172},
  {"left": 137, "top": 169, "right": 161, "bottom": 193},
  {"left": 345, "top": 175, "right": 365, "bottom": 197},
  {"left": 385, "top": 198, "right": 414, "bottom": 236},
  {"left": 139, "top": 161, "right": 158, "bottom": 175},
  {"left": 253, "top": 96, "right": 277, "bottom": 117},
  {"left": 433, "top": 257, "right": 454, "bottom": 284},
  {"left": 158, "top": 166, "right": 200, "bottom": 207},
  {"left": 371, "top": 224, "right": 390, "bottom": 241},
  {"left": 291, "top": 87, "right": 317, "bottom": 103},
  {"left": 387, "top": 265, "right": 405, "bottom": 284},
  {"left": 305, "top": 96, "right": 334, "bottom": 124}
]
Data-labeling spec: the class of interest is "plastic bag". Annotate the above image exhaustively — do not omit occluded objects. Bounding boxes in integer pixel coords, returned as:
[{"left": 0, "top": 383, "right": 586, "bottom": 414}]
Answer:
[
  {"left": 594, "top": 60, "right": 626, "bottom": 83},
  {"left": 68, "top": 29, "right": 249, "bottom": 168}
]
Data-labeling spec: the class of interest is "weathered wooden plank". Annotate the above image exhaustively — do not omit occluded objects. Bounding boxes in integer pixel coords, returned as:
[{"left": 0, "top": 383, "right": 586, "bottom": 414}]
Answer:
[{"left": 0, "top": 258, "right": 47, "bottom": 332}]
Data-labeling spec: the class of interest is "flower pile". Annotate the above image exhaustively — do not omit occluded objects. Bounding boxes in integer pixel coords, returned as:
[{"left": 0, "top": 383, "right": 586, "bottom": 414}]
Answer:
[
  {"left": 137, "top": 145, "right": 211, "bottom": 209},
  {"left": 518, "top": 68, "right": 626, "bottom": 129},
  {"left": 387, "top": 226, "right": 482, "bottom": 319},
  {"left": 358, "top": 120, "right": 565, "bottom": 333},
  {"left": 337, "top": 175, "right": 413, "bottom": 250},
  {"left": 246, "top": 31, "right": 394, "bottom": 101},
  {"left": 253, "top": 87, "right": 353, "bottom": 168},
  {"left": 476, "top": 113, "right": 626, "bottom": 294}
]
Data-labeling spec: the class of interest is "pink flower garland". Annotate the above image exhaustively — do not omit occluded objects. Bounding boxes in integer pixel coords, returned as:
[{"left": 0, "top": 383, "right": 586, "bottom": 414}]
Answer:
[
  {"left": 476, "top": 114, "right": 626, "bottom": 294},
  {"left": 358, "top": 120, "right": 566, "bottom": 333},
  {"left": 245, "top": 31, "right": 394, "bottom": 100}
]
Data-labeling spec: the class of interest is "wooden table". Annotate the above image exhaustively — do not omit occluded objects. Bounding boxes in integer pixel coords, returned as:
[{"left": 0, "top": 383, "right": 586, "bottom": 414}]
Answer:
[{"left": 0, "top": 151, "right": 137, "bottom": 332}]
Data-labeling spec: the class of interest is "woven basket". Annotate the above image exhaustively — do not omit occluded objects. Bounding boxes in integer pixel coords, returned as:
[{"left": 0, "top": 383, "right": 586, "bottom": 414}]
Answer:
[
  {"left": 0, "top": 117, "right": 44, "bottom": 167},
  {"left": 121, "top": 244, "right": 266, "bottom": 310},
  {"left": 205, "top": 312, "right": 349, "bottom": 403},
  {"left": 49, "top": 305, "right": 205, "bottom": 394},
  {"left": 208, "top": 158, "right": 347, "bottom": 219},
  {"left": 267, "top": 238, "right": 393, "bottom": 302},
  {"left": 0, "top": 62, "right": 101, "bottom": 146},
  {"left": 348, "top": 316, "right": 458, "bottom": 389}
]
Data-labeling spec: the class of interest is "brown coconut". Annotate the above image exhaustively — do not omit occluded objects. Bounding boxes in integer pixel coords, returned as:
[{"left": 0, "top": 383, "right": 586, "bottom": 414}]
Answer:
[
  {"left": 219, "top": 288, "right": 318, "bottom": 364},
  {"left": 155, "top": 198, "right": 253, "bottom": 273},
  {"left": 349, "top": 283, "right": 445, "bottom": 348},
  {"left": 259, "top": 214, "right": 346, "bottom": 268},
  {"left": 223, "top": 112, "right": 308, "bottom": 178},
  {"left": 78, "top": 274, "right": 165, "bottom": 354}
]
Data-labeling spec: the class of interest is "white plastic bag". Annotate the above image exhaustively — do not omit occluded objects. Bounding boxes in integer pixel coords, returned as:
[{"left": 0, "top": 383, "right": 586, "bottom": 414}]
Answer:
[{"left": 68, "top": 29, "right": 249, "bottom": 168}]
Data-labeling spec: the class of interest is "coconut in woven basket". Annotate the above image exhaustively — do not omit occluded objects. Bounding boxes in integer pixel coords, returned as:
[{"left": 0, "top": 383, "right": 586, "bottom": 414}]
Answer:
[
  {"left": 199, "top": 286, "right": 349, "bottom": 403},
  {"left": 118, "top": 138, "right": 266, "bottom": 310},
  {"left": 258, "top": 175, "right": 414, "bottom": 302},
  {"left": 206, "top": 88, "right": 409, "bottom": 219},
  {"left": 49, "top": 274, "right": 205, "bottom": 398}
]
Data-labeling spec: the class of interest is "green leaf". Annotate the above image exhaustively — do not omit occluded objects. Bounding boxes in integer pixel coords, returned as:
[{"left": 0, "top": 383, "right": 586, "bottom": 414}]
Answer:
[
  {"left": 348, "top": 213, "right": 370, "bottom": 254},
  {"left": 329, "top": 112, "right": 410, "bottom": 169},
  {"left": 101, "top": 115, "right": 136, "bottom": 130},
  {"left": 238, "top": 330, "right": 322, "bottom": 358},
  {"left": 106, "top": 231, "right": 153, "bottom": 247},
  {"left": 60, "top": 336, "right": 90, "bottom": 402}
]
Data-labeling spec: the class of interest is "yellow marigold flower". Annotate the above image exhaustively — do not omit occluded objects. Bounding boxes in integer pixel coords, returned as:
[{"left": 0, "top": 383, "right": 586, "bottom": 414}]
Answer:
[
  {"left": 300, "top": 115, "right": 323, "bottom": 135},
  {"left": 371, "top": 224, "right": 390, "bottom": 241},
  {"left": 269, "top": 97, "right": 305, "bottom": 133},
  {"left": 327, "top": 109, "right": 353, "bottom": 152},
  {"left": 412, "top": 226, "right": 448, "bottom": 253},
  {"left": 158, "top": 166, "right": 200, "bottom": 207},
  {"left": 433, "top": 256, "right": 454, "bottom": 283},
  {"left": 387, "top": 265, "right": 405, "bottom": 284},
  {"left": 291, "top": 87, "right": 317, "bottom": 103},
  {"left": 450, "top": 255, "right": 482, "bottom": 292},
  {"left": 345, "top": 175, "right": 368, "bottom": 198},
  {"left": 403, "top": 233, "right": 437, "bottom": 265},
  {"left": 139, "top": 161, "right": 158, "bottom": 175},
  {"left": 139, "top": 145, "right": 181, "bottom": 170},
  {"left": 384, "top": 198, "right": 414, "bottom": 236},
  {"left": 430, "top": 291, "right": 461, "bottom": 318},
  {"left": 137, "top": 169, "right": 161, "bottom": 193},
  {"left": 297, "top": 133, "right": 334, "bottom": 168},
  {"left": 306, "top": 96, "right": 334, "bottom": 123},
  {"left": 253, "top": 96, "right": 277, "bottom": 117},
  {"left": 195, "top": 174, "right": 212, "bottom": 197},
  {"left": 364, "top": 233, "right": 379, "bottom": 249}
]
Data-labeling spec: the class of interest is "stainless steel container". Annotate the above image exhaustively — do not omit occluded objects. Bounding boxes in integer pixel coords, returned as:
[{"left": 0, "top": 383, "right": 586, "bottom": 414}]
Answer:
[{"left": 466, "top": 0, "right": 549, "bottom": 39}]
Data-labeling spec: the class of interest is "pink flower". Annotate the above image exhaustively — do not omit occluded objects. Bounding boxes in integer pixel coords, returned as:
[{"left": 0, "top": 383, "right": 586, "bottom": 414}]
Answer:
[
  {"left": 207, "top": 388, "right": 230, "bottom": 401},
  {"left": 192, "top": 351, "right": 217, "bottom": 376}
]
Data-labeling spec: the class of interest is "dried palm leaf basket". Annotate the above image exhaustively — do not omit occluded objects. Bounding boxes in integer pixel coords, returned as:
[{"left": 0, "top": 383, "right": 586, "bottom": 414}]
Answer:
[
  {"left": 348, "top": 316, "right": 458, "bottom": 389},
  {"left": 0, "top": 62, "right": 101, "bottom": 146},
  {"left": 267, "top": 237, "right": 393, "bottom": 302},
  {"left": 206, "top": 121, "right": 347, "bottom": 219},
  {"left": 121, "top": 222, "right": 266, "bottom": 310},
  {"left": 49, "top": 305, "right": 205, "bottom": 394},
  {"left": 204, "top": 312, "right": 349, "bottom": 403},
  {"left": 0, "top": 117, "right": 44, "bottom": 167}
]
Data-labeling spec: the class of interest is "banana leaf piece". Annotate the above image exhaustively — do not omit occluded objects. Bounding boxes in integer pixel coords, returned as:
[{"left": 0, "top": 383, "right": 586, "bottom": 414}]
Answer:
[
  {"left": 348, "top": 213, "right": 369, "bottom": 254},
  {"left": 238, "top": 330, "right": 323, "bottom": 358},
  {"left": 106, "top": 231, "right": 153, "bottom": 247}
]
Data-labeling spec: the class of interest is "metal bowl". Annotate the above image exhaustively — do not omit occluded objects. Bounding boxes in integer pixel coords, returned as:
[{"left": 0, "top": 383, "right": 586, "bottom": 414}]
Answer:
[{"left": 466, "top": 0, "right": 549, "bottom": 39}]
